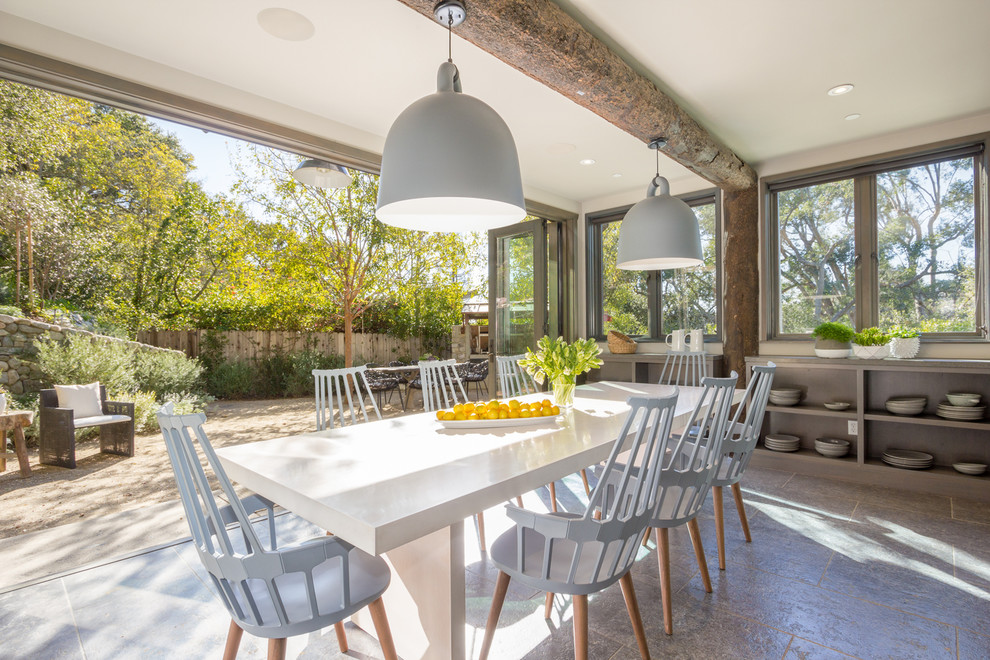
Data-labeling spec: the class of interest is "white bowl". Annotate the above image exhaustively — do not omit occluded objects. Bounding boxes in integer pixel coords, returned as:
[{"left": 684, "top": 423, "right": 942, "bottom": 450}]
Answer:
[
  {"left": 815, "top": 348, "right": 851, "bottom": 359},
  {"left": 946, "top": 393, "right": 981, "bottom": 407},
  {"left": 952, "top": 462, "right": 987, "bottom": 475},
  {"left": 823, "top": 402, "right": 851, "bottom": 410}
]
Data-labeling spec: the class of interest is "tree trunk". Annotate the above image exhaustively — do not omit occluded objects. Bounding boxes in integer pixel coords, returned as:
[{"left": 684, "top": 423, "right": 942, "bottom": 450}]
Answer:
[
  {"left": 26, "top": 218, "right": 35, "bottom": 309},
  {"left": 15, "top": 227, "right": 21, "bottom": 305},
  {"left": 343, "top": 308, "right": 353, "bottom": 368}
]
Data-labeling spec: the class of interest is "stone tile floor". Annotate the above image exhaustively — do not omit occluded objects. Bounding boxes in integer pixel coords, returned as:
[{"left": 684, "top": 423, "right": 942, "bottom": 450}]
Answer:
[{"left": 1, "top": 465, "right": 988, "bottom": 659}]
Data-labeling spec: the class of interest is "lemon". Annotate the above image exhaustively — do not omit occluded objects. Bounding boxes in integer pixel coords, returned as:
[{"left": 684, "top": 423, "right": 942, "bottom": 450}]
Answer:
[
  {"left": 436, "top": 410, "right": 445, "bottom": 420},
  {"left": 442, "top": 412, "right": 455, "bottom": 421},
  {"left": 498, "top": 410, "right": 509, "bottom": 419}
]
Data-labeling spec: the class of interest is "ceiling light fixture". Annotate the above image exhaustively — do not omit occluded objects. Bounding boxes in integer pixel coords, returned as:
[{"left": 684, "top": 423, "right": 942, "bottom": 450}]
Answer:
[
  {"left": 579, "top": 159, "right": 596, "bottom": 166},
  {"left": 616, "top": 138, "right": 703, "bottom": 270},
  {"left": 827, "top": 83, "right": 854, "bottom": 96},
  {"left": 376, "top": 0, "right": 525, "bottom": 232},
  {"left": 292, "top": 159, "right": 353, "bottom": 188},
  {"left": 257, "top": 8, "right": 315, "bottom": 41},
  {"left": 844, "top": 113, "right": 862, "bottom": 121}
]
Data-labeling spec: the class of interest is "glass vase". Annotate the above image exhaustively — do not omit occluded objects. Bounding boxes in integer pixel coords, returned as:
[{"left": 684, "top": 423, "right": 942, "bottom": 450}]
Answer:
[{"left": 552, "top": 374, "right": 576, "bottom": 409}]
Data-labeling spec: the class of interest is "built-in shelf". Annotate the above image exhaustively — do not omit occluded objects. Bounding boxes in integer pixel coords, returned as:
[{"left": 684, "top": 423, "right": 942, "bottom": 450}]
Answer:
[{"left": 747, "top": 356, "right": 990, "bottom": 501}]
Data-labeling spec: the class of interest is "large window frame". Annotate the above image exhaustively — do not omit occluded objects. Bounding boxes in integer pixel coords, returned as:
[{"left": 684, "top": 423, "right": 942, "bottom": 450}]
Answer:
[
  {"left": 765, "top": 138, "right": 989, "bottom": 341},
  {"left": 586, "top": 189, "right": 723, "bottom": 342}
]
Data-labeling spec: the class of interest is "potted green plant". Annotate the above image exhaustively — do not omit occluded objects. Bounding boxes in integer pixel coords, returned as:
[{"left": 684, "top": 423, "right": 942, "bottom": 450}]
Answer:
[
  {"left": 518, "top": 336, "right": 603, "bottom": 408},
  {"left": 852, "top": 327, "right": 891, "bottom": 359},
  {"left": 888, "top": 327, "right": 920, "bottom": 359},
  {"left": 811, "top": 322, "right": 854, "bottom": 358}
]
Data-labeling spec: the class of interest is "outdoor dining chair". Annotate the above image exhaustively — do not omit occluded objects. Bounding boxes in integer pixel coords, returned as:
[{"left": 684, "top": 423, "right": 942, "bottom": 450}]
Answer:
[
  {"left": 157, "top": 404, "right": 398, "bottom": 660},
  {"left": 313, "top": 365, "right": 381, "bottom": 431},
  {"left": 418, "top": 358, "right": 468, "bottom": 412},
  {"left": 479, "top": 393, "right": 680, "bottom": 660},
  {"left": 458, "top": 359, "right": 489, "bottom": 400},
  {"left": 496, "top": 353, "right": 538, "bottom": 398},
  {"left": 364, "top": 363, "right": 404, "bottom": 411},
  {"left": 708, "top": 363, "right": 775, "bottom": 570}
]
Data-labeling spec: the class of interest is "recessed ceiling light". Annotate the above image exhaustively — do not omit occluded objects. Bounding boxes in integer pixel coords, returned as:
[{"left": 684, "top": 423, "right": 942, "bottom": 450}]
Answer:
[
  {"left": 612, "top": 173, "right": 622, "bottom": 178},
  {"left": 844, "top": 113, "right": 862, "bottom": 121},
  {"left": 257, "top": 8, "right": 315, "bottom": 41},
  {"left": 827, "top": 83, "right": 854, "bottom": 96},
  {"left": 579, "top": 159, "right": 596, "bottom": 166}
]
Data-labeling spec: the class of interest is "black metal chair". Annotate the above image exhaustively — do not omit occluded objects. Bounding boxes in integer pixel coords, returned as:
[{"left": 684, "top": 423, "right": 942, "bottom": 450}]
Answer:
[
  {"left": 459, "top": 360, "right": 489, "bottom": 400},
  {"left": 364, "top": 364, "right": 404, "bottom": 411}
]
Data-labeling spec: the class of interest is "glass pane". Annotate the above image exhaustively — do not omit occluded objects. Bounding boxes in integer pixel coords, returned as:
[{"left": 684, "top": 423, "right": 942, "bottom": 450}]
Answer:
[
  {"left": 776, "top": 179, "right": 856, "bottom": 333},
  {"left": 877, "top": 157, "right": 976, "bottom": 333},
  {"left": 600, "top": 221, "right": 649, "bottom": 335},
  {"left": 661, "top": 202, "right": 718, "bottom": 335},
  {"left": 495, "top": 232, "right": 535, "bottom": 355}
]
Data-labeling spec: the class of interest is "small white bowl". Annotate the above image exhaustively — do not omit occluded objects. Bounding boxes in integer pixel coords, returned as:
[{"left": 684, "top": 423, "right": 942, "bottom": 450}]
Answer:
[
  {"left": 823, "top": 401, "right": 851, "bottom": 411},
  {"left": 946, "top": 393, "right": 981, "bottom": 407},
  {"left": 953, "top": 462, "right": 987, "bottom": 476}
]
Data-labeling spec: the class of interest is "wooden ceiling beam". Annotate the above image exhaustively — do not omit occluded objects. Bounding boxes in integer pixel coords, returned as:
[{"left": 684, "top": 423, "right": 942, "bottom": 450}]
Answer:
[{"left": 393, "top": 0, "right": 757, "bottom": 191}]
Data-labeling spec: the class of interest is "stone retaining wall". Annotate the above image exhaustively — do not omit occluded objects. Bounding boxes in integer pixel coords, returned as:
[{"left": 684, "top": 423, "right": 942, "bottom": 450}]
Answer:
[{"left": 0, "top": 314, "right": 183, "bottom": 395}]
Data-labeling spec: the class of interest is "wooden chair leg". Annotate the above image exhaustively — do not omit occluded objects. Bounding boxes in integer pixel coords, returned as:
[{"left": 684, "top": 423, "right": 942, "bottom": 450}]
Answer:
[
  {"left": 480, "top": 571, "right": 511, "bottom": 660},
  {"left": 579, "top": 468, "right": 591, "bottom": 496},
  {"left": 544, "top": 591, "right": 554, "bottom": 618},
  {"left": 731, "top": 482, "right": 753, "bottom": 543},
  {"left": 573, "top": 593, "right": 589, "bottom": 660},
  {"left": 548, "top": 481, "right": 558, "bottom": 512},
  {"left": 686, "top": 518, "right": 712, "bottom": 593},
  {"left": 516, "top": 495, "right": 524, "bottom": 507},
  {"left": 619, "top": 572, "right": 651, "bottom": 660},
  {"left": 656, "top": 528, "right": 673, "bottom": 635},
  {"left": 222, "top": 619, "right": 243, "bottom": 660},
  {"left": 713, "top": 485, "right": 726, "bottom": 570},
  {"left": 641, "top": 526, "right": 651, "bottom": 547},
  {"left": 368, "top": 596, "right": 398, "bottom": 660},
  {"left": 334, "top": 621, "right": 348, "bottom": 652},
  {"left": 267, "top": 638, "right": 287, "bottom": 660},
  {"left": 476, "top": 512, "right": 486, "bottom": 550}
]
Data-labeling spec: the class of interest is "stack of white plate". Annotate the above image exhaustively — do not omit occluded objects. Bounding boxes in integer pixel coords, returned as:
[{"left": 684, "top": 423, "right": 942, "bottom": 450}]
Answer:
[
  {"left": 882, "top": 449, "right": 934, "bottom": 469},
  {"left": 936, "top": 402, "right": 986, "bottom": 420},
  {"left": 815, "top": 437, "right": 850, "bottom": 458},
  {"left": 769, "top": 389, "right": 802, "bottom": 406},
  {"left": 764, "top": 433, "right": 800, "bottom": 452},
  {"left": 953, "top": 462, "right": 987, "bottom": 476},
  {"left": 885, "top": 396, "right": 927, "bottom": 416}
]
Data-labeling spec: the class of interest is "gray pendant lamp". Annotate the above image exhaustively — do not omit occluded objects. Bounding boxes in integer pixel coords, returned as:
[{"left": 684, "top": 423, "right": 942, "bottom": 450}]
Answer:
[
  {"left": 376, "top": 0, "right": 526, "bottom": 232},
  {"left": 292, "top": 159, "right": 353, "bottom": 189},
  {"left": 616, "top": 138, "right": 703, "bottom": 270}
]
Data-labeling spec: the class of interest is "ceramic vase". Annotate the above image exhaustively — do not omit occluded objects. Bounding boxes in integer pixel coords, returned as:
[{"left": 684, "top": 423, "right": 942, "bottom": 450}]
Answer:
[
  {"left": 852, "top": 344, "right": 890, "bottom": 359},
  {"left": 552, "top": 374, "right": 576, "bottom": 408},
  {"left": 813, "top": 338, "right": 852, "bottom": 358},
  {"left": 889, "top": 336, "right": 920, "bottom": 359}
]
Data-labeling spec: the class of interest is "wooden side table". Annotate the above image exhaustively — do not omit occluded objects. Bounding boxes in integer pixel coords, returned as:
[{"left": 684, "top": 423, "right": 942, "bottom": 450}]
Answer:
[{"left": 0, "top": 411, "right": 35, "bottom": 478}]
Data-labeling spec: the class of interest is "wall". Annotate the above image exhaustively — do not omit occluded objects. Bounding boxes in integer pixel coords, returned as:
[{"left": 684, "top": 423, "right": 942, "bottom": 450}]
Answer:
[{"left": 0, "top": 315, "right": 183, "bottom": 394}]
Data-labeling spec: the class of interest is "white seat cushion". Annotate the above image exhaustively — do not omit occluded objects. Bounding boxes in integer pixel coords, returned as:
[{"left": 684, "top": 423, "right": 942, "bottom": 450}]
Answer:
[
  {"left": 55, "top": 382, "right": 103, "bottom": 418},
  {"left": 74, "top": 414, "right": 131, "bottom": 429}
]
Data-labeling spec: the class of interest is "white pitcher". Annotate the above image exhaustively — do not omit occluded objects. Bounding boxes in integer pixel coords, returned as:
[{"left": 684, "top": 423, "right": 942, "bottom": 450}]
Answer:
[
  {"left": 666, "top": 329, "right": 686, "bottom": 352},
  {"left": 688, "top": 329, "right": 704, "bottom": 353}
]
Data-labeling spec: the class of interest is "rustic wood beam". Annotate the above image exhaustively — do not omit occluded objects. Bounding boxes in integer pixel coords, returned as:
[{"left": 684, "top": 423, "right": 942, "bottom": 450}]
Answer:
[
  {"left": 393, "top": 0, "right": 756, "bottom": 191},
  {"left": 721, "top": 187, "right": 760, "bottom": 377}
]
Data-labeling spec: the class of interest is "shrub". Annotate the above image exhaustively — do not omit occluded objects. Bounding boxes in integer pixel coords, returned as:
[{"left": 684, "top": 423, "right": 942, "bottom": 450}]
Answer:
[
  {"left": 811, "top": 322, "right": 854, "bottom": 343},
  {"left": 201, "top": 359, "right": 257, "bottom": 400},
  {"left": 127, "top": 390, "right": 214, "bottom": 432},
  {"left": 133, "top": 349, "right": 203, "bottom": 395},
  {"left": 199, "top": 348, "right": 344, "bottom": 399},
  {"left": 35, "top": 335, "right": 138, "bottom": 392}
]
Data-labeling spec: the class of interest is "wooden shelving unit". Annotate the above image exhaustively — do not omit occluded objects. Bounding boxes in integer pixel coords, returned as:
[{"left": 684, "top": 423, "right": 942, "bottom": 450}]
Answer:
[{"left": 746, "top": 356, "right": 990, "bottom": 500}]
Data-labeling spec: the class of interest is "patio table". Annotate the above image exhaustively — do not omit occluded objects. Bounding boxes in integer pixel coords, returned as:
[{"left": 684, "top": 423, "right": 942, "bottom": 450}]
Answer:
[{"left": 216, "top": 381, "right": 741, "bottom": 659}]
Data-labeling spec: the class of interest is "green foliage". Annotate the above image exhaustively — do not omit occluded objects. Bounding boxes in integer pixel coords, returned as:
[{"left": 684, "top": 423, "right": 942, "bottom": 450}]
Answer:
[
  {"left": 201, "top": 359, "right": 257, "bottom": 400},
  {"left": 199, "top": 347, "right": 344, "bottom": 400},
  {"left": 35, "top": 335, "right": 138, "bottom": 393},
  {"left": 133, "top": 349, "right": 203, "bottom": 395},
  {"left": 852, "top": 327, "right": 890, "bottom": 346},
  {"left": 519, "top": 337, "right": 603, "bottom": 385},
  {"left": 811, "top": 322, "right": 854, "bottom": 343},
  {"left": 125, "top": 390, "right": 213, "bottom": 433},
  {"left": 887, "top": 326, "right": 920, "bottom": 339}
]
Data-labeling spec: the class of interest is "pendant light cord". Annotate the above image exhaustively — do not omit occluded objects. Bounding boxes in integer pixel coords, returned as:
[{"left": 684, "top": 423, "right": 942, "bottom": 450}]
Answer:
[
  {"left": 447, "top": 12, "right": 453, "bottom": 62},
  {"left": 655, "top": 145, "right": 660, "bottom": 178}
]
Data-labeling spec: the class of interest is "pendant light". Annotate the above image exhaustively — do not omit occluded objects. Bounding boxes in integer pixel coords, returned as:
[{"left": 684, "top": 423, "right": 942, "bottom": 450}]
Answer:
[
  {"left": 292, "top": 159, "right": 353, "bottom": 189},
  {"left": 376, "top": 0, "right": 526, "bottom": 232},
  {"left": 616, "top": 138, "right": 703, "bottom": 270}
]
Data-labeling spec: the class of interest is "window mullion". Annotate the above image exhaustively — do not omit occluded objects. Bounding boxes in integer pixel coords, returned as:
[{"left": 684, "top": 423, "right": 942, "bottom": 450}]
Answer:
[
  {"left": 854, "top": 175, "right": 878, "bottom": 330},
  {"left": 648, "top": 271, "right": 661, "bottom": 339}
]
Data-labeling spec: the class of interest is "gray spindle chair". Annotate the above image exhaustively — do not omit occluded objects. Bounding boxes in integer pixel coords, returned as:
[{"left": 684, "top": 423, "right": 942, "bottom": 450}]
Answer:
[
  {"left": 313, "top": 366, "right": 381, "bottom": 431},
  {"left": 639, "top": 372, "right": 739, "bottom": 635},
  {"left": 708, "top": 362, "right": 775, "bottom": 570},
  {"left": 479, "top": 393, "right": 680, "bottom": 660},
  {"left": 659, "top": 350, "right": 708, "bottom": 387},
  {"left": 496, "top": 354, "right": 538, "bottom": 398},
  {"left": 157, "top": 404, "right": 397, "bottom": 660},
  {"left": 418, "top": 359, "right": 467, "bottom": 412}
]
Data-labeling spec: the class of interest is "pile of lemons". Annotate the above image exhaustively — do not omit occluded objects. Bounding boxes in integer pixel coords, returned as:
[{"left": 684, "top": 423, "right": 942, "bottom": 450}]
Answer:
[{"left": 436, "top": 398, "right": 561, "bottom": 421}]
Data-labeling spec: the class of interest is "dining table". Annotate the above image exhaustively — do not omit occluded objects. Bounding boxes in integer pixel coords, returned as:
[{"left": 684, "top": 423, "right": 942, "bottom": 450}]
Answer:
[{"left": 216, "top": 380, "right": 742, "bottom": 660}]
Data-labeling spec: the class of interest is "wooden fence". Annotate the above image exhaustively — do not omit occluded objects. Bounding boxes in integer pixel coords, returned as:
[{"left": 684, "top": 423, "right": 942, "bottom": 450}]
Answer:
[{"left": 136, "top": 330, "right": 431, "bottom": 364}]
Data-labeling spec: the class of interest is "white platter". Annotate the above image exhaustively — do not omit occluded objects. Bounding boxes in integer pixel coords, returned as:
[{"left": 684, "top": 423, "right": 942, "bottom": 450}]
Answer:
[{"left": 438, "top": 415, "right": 562, "bottom": 430}]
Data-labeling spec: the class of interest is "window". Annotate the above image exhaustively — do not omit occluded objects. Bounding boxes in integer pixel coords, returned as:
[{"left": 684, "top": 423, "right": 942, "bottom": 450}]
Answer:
[
  {"left": 587, "top": 191, "right": 722, "bottom": 340},
  {"left": 768, "top": 142, "right": 987, "bottom": 338}
]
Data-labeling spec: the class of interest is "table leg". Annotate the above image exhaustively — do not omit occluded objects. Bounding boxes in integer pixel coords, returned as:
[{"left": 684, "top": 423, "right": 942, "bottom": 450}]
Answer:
[
  {"left": 352, "top": 522, "right": 466, "bottom": 660},
  {"left": 13, "top": 426, "right": 31, "bottom": 477}
]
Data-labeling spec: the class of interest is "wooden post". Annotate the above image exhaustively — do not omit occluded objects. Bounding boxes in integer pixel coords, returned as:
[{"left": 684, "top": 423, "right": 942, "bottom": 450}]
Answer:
[{"left": 721, "top": 186, "right": 760, "bottom": 377}]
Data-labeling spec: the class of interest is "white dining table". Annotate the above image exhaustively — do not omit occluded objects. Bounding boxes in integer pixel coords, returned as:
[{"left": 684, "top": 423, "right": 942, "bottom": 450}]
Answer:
[{"left": 216, "top": 380, "right": 739, "bottom": 660}]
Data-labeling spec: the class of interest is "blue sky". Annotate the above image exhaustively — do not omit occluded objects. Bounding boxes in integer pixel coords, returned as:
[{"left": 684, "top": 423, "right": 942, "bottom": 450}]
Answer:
[{"left": 149, "top": 117, "right": 240, "bottom": 197}]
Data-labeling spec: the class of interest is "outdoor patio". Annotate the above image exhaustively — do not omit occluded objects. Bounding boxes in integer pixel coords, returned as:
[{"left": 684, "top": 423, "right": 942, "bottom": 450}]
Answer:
[{"left": 2, "top": 463, "right": 988, "bottom": 659}]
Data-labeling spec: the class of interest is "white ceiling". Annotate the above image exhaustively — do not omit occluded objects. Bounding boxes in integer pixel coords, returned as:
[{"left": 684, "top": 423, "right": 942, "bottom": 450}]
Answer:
[{"left": 0, "top": 0, "right": 988, "bottom": 209}]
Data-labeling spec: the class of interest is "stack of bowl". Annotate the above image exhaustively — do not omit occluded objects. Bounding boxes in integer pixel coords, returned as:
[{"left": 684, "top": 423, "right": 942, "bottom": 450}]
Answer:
[
  {"left": 815, "top": 437, "right": 850, "bottom": 458},
  {"left": 769, "top": 389, "right": 802, "bottom": 406},
  {"left": 937, "top": 393, "right": 985, "bottom": 420},
  {"left": 764, "top": 433, "right": 800, "bottom": 452},
  {"left": 885, "top": 396, "right": 926, "bottom": 416}
]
